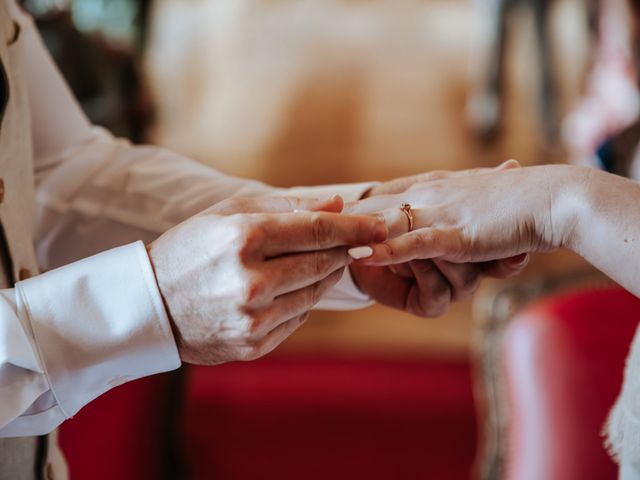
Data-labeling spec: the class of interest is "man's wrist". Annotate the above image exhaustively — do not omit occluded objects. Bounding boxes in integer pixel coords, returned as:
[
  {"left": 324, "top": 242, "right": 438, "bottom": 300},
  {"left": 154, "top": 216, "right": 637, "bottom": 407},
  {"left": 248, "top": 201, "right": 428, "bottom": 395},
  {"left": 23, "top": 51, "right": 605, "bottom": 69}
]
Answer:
[
  {"left": 16, "top": 241, "right": 181, "bottom": 420},
  {"left": 145, "top": 243, "right": 181, "bottom": 347}
]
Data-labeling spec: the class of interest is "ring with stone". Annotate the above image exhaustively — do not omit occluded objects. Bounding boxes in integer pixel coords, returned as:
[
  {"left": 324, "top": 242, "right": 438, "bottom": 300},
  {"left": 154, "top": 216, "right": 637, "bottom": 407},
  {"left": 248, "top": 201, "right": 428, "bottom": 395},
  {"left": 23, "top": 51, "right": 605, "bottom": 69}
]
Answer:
[{"left": 400, "top": 203, "right": 414, "bottom": 232}]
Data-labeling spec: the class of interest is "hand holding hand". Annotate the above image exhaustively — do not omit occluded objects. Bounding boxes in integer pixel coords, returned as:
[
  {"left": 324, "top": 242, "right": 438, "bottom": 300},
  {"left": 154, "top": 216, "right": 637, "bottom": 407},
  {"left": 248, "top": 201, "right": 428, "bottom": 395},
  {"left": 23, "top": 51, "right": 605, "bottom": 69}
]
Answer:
[
  {"left": 147, "top": 195, "right": 387, "bottom": 365},
  {"left": 352, "top": 163, "right": 578, "bottom": 268},
  {"left": 346, "top": 161, "right": 531, "bottom": 317}
]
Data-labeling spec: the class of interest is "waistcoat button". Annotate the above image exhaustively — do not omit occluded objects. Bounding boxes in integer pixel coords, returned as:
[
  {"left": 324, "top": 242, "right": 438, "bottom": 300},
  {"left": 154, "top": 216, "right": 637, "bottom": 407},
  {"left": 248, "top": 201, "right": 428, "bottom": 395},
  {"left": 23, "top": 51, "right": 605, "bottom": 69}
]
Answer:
[
  {"left": 45, "top": 462, "right": 54, "bottom": 480},
  {"left": 0, "top": 178, "right": 4, "bottom": 203},
  {"left": 18, "top": 268, "right": 31, "bottom": 281}
]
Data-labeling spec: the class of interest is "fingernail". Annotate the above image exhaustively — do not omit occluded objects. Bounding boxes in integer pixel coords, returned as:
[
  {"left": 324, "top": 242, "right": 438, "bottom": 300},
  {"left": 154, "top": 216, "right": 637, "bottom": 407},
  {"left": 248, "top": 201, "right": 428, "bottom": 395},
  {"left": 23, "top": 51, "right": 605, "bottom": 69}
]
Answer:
[
  {"left": 348, "top": 246, "right": 374, "bottom": 259},
  {"left": 509, "top": 253, "right": 529, "bottom": 268}
]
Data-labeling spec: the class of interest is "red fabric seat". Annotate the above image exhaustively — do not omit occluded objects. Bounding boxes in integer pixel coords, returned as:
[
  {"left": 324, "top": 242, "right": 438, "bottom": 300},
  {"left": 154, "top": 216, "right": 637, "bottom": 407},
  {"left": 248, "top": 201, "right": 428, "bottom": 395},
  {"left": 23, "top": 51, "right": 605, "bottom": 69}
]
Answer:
[
  {"left": 57, "top": 355, "right": 478, "bottom": 479},
  {"left": 58, "top": 372, "right": 180, "bottom": 480},
  {"left": 181, "top": 355, "right": 477, "bottom": 480},
  {"left": 502, "top": 287, "right": 640, "bottom": 480}
]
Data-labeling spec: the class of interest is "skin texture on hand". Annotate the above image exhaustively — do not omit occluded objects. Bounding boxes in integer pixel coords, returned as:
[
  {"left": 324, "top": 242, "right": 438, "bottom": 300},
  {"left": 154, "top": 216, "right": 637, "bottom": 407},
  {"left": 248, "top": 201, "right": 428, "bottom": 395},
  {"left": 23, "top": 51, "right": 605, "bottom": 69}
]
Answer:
[
  {"left": 354, "top": 162, "right": 640, "bottom": 299},
  {"left": 146, "top": 195, "right": 387, "bottom": 365},
  {"left": 345, "top": 161, "right": 529, "bottom": 317},
  {"left": 355, "top": 164, "right": 580, "bottom": 267}
]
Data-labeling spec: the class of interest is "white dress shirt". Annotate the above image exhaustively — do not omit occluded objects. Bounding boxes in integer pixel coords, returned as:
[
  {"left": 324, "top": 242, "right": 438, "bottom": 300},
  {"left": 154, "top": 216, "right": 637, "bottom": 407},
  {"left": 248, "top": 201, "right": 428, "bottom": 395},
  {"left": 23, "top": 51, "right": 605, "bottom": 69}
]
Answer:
[
  {"left": 0, "top": 1, "right": 374, "bottom": 439},
  {"left": 621, "top": 462, "right": 640, "bottom": 480}
]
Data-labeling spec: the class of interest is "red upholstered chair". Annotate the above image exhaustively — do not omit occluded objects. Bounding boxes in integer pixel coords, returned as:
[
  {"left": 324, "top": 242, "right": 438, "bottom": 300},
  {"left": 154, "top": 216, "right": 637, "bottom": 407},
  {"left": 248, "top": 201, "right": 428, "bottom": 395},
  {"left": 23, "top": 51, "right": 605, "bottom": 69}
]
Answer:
[
  {"left": 474, "top": 286, "right": 640, "bottom": 480},
  {"left": 58, "top": 370, "right": 184, "bottom": 480}
]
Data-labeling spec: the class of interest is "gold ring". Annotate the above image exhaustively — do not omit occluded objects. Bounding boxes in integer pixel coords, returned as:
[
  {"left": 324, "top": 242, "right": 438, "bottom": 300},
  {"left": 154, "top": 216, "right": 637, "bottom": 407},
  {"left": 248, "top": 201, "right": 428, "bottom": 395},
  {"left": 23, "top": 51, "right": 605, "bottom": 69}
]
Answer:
[{"left": 400, "top": 203, "right": 414, "bottom": 232}]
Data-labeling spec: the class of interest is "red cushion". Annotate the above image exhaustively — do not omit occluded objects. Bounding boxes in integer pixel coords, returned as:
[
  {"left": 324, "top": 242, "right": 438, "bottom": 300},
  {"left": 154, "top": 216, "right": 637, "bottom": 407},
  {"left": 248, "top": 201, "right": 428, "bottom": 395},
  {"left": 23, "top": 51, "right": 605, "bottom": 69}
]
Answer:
[
  {"left": 503, "top": 287, "right": 640, "bottom": 480},
  {"left": 182, "top": 356, "right": 477, "bottom": 480},
  {"left": 59, "top": 372, "right": 179, "bottom": 480}
]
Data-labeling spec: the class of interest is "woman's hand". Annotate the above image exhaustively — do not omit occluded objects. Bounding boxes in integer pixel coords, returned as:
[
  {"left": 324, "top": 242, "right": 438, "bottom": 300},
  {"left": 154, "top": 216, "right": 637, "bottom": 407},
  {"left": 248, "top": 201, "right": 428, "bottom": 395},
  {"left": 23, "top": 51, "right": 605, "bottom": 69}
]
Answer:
[
  {"left": 351, "top": 164, "right": 588, "bottom": 267},
  {"left": 345, "top": 161, "right": 538, "bottom": 317},
  {"left": 147, "top": 195, "right": 387, "bottom": 365}
]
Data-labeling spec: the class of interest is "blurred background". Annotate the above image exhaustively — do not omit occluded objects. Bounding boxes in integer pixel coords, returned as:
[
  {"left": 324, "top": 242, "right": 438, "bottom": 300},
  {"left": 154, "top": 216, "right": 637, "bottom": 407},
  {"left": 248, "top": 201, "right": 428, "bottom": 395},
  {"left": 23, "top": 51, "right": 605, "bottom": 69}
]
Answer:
[{"left": 27, "top": 0, "right": 640, "bottom": 479}]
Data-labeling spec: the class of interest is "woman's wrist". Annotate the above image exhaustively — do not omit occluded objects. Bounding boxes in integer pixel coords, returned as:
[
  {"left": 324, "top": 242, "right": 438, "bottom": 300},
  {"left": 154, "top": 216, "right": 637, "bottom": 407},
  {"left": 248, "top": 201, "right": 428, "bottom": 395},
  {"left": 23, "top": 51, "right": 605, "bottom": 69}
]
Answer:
[{"left": 548, "top": 164, "right": 593, "bottom": 253}]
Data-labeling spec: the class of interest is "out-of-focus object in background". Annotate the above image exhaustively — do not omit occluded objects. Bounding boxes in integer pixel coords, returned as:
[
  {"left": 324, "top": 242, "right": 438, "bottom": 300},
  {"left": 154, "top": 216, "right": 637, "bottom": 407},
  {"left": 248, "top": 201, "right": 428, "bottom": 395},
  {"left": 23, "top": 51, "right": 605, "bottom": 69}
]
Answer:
[
  {"left": 562, "top": 0, "right": 640, "bottom": 173},
  {"left": 505, "top": 287, "right": 637, "bottom": 480},
  {"left": 467, "top": 0, "right": 591, "bottom": 145},
  {"left": 472, "top": 274, "right": 638, "bottom": 480},
  {"left": 144, "top": 0, "right": 496, "bottom": 187},
  {"left": 467, "top": 0, "right": 556, "bottom": 143},
  {"left": 23, "top": 0, "right": 153, "bottom": 142}
]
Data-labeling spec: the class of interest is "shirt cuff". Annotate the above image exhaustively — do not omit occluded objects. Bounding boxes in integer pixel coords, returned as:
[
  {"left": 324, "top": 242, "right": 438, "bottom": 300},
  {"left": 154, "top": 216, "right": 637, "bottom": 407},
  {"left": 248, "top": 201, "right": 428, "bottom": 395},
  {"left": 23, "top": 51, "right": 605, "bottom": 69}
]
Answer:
[
  {"left": 289, "top": 182, "right": 379, "bottom": 310},
  {"left": 315, "top": 268, "right": 374, "bottom": 311},
  {"left": 15, "top": 241, "right": 181, "bottom": 419},
  {"left": 285, "top": 181, "right": 379, "bottom": 204}
]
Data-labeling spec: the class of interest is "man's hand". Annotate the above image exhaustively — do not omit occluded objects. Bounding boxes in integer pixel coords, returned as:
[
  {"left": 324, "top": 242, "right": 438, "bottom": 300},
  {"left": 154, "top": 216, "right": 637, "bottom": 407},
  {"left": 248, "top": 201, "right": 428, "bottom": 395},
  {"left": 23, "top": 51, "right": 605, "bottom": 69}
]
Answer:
[
  {"left": 147, "top": 195, "right": 387, "bottom": 365},
  {"left": 346, "top": 161, "right": 528, "bottom": 317}
]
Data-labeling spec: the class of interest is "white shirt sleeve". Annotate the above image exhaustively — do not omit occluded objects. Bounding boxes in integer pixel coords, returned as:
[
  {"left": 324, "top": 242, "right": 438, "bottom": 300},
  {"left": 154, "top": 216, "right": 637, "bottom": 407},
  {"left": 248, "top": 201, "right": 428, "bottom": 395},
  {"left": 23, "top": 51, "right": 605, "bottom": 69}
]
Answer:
[
  {"left": 619, "top": 462, "right": 640, "bottom": 480},
  {"left": 0, "top": 241, "right": 180, "bottom": 437},
  {"left": 21, "top": 9, "right": 376, "bottom": 305},
  {"left": 0, "top": 6, "right": 376, "bottom": 436}
]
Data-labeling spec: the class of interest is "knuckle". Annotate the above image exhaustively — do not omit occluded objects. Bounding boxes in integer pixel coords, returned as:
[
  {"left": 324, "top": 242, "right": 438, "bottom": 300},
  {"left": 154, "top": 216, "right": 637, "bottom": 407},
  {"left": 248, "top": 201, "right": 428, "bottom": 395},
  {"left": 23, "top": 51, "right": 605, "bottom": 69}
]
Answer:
[
  {"left": 382, "top": 242, "right": 396, "bottom": 260},
  {"left": 236, "top": 221, "right": 267, "bottom": 261},
  {"left": 459, "top": 269, "right": 481, "bottom": 293},
  {"left": 312, "top": 251, "right": 336, "bottom": 275},
  {"left": 408, "top": 233, "right": 426, "bottom": 252},
  {"left": 219, "top": 197, "right": 248, "bottom": 213},
  {"left": 308, "top": 281, "right": 324, "bottom": 306},
  {"left": 282, "top": 196, "right": 299, "bottom": 210},
  {"left": 310, "top": 268, "right": 341, "bottom": 304},
  {"left": 244, "top": 309, "right": 266, "bottom": 335},
  {"left": 425, "top": 301, "right": 449, "bottom": 318},
  {"left": 310, "top": 214, "right": 335, "bottom": 246},
  {"left": 242, "top": 274, "right": 268, "bottom": 303},
  {"left": 415, "top": 284, "right": 451, "bottom": 318},
  {"left": 232, "top": 311, "right": 254, "bottom": 336},
  {"left": 425, "top": 170, "right": 447, "bottom": 181},
  {"left": 308, "top": 282, "right": 322, "bottom": 305},
  {"left": 238, "top": 347, "right": 260, "bottom": 362},
  {"left": 424, "top": 276, "right": 451, "bottom": 308},
  {"left": 457, "top": 228, "right": 476, "bottom": 260},
  {"left": 431, "top": 277, "right": 451, "bottom": 300},
  {"left": 407, "top": 286, "right": 451, "bottom": 318}
]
